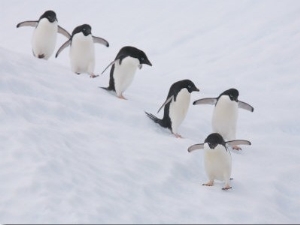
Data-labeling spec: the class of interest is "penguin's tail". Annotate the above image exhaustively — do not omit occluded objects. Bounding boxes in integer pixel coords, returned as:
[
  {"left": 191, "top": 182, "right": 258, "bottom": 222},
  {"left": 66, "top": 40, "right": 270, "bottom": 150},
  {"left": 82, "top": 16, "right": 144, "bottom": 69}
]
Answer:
[
  {"left": 100, "top": 86, "right": 114, "bottom": 91},
  {"left": 145, "top": 112, "right": 168, "bottom": 128}
]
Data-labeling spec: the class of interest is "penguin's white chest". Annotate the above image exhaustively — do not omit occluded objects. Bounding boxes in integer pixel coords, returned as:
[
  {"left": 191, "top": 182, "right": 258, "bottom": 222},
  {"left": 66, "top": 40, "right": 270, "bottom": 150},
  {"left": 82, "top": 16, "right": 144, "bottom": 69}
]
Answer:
[
  {"left": 212, "top": 96, "right": 238, "bottom": 140},
  {"left": 70, "top": 33, "right": 95, "bottom": 74},
  {"left": 113, "top": 57, "right": 139, "bottom": 96},
  {"left": 204, "top": 144, "right": 232, "bottom": 181},
  {"left": 169, "top": 89, "right": 191, "bottom": 133},
  {"left": 32, "top": 19, "right": 57, "bottom": 59}
]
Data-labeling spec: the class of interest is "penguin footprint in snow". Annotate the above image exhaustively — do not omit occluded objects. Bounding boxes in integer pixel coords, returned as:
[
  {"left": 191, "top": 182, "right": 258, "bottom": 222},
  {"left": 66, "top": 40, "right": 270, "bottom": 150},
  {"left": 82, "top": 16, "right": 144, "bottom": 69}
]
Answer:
[
  {"left": 16, "top": 10, "right": 70, "bottom": 59},
  {"left": 145, "top": 79, "right": 199, "bottom": 138}
]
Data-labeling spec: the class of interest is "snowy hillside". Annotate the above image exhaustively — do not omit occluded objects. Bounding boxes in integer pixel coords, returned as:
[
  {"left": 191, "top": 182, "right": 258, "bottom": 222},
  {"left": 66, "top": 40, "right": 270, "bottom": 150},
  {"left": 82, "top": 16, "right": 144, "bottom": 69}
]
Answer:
[{"left": 0, "top": 0, "right": 300, "bottom": 223}]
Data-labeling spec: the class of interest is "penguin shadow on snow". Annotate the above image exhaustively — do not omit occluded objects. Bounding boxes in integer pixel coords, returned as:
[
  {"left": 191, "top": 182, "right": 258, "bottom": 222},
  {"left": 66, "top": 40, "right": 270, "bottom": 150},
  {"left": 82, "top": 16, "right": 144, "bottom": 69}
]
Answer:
[
  {"left": 193, "top": 88, "right": 254, "bottom": 150},
  {"left": 188, "top": 133, "right": 251, "bottom": 190},
  {"left": 100, "top": 46, "right": 152, "bottom": 100},
  {"left": 145, "top": 79, "right": 200, "bottom": 138},
  {"left": 16, "top": 10, "right": 71, "bottom": 60},
  {"left": 55, "top": 24, "right": 109, "bottom": 78}
]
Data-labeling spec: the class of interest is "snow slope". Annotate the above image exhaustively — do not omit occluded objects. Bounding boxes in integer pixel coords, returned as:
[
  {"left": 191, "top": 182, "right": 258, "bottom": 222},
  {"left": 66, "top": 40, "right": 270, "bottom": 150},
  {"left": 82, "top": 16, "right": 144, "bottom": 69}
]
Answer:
[{"left": 0, "top": 0, "right": 300, "bottom": 223}]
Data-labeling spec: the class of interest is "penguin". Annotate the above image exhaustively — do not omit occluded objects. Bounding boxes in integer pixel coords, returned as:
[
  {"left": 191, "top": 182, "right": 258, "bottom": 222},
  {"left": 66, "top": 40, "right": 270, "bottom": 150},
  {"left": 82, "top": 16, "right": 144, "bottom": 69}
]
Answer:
[
  {"left": 188, "top": 133, "right": 251, "bottom": 190},
  {"left": 193, "top": 88, "right": 254, "bottom": 150},
  {"left": 101, "top": 46, "right": 152, "bottom": 99},
  {"left": 16, "top": 10, "right": 70, "bottom": 59},
  {"left": 145, "top": 79, "right": 199, "bottom": 138},
  {"left": 55, "top": 24, "right": 109, "bottom": 78}
]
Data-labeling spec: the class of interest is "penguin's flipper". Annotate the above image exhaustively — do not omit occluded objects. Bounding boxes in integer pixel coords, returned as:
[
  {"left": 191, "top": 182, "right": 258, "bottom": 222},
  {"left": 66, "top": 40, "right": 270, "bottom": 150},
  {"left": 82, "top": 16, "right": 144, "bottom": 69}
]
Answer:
[
  {"left": 92, "top": 36, "right": 109, "bottom": 47},
  {"left": 193, "top": 98, "right": 217, "bottom": 105},
  {"left": 115, "top": 54, "right": 128, "bottom": 65},
  {"left": 157, "top": 96, "right": 174, "bottom": 113},
  {"left": 55, "top": 40, "right": 71, "bottom": 58},
  {"left": 101, "top": 59, "right": 118, "bottom": 74},
  {"left": 16, "top": 20, "right": 38, "bottom": 28},
  {"left": 58, "top": 25, "right": 71, "bottom": 39},
  {"left": 226, "top": 140, "right": 251, "bottom": 148},
  {"left": 238, "top": 100, "right": 254, "bottom": 112},
  {"left": 188, "top": 143, "right": 205, "bottom": 152}
]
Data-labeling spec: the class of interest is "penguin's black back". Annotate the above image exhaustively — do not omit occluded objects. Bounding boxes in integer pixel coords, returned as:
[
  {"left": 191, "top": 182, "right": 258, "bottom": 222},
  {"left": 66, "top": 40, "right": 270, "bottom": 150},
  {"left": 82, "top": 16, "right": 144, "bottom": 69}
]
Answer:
[
  {"left": 145, "top": 79, "right": 177, "bottom": 130},
  {"left": 106, "top": 64, "right": 116, "bottom": 91}
]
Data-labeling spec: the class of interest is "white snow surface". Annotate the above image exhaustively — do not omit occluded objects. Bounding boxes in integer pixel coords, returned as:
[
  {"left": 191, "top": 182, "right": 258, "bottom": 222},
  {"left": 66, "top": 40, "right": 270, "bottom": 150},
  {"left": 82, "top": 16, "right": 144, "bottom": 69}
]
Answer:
[{"left": 1, "top": 0, "right": 300, "bottom": 223}]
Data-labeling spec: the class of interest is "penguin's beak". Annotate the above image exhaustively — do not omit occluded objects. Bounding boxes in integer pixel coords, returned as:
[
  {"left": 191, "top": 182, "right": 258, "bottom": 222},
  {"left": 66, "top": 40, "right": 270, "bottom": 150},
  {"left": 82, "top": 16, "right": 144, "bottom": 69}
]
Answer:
[
  {"left": 194, "top": 87, "right": 200, "bottom": 92},
  {"left": 208, "top": 142, "right": 217, "bottom": 149},
  {"left": 84, "top": 29, "right": 91, "bottom": 36},
  {"left": 48, "top": 16, "right": 56, "bottom": 23},
  {"left": 144, "top": 59, "right": 152, "bottom": 66}
]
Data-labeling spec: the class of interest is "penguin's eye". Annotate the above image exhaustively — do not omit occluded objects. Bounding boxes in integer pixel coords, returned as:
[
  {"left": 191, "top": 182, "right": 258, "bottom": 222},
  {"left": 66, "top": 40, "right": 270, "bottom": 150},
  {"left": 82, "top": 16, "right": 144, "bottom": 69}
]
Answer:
[
  {"left": 141, "top": 57, "right": 145, "bottom": 61},
  {"left": 188, "top": 85, "right": 192, "bottom": 89}
]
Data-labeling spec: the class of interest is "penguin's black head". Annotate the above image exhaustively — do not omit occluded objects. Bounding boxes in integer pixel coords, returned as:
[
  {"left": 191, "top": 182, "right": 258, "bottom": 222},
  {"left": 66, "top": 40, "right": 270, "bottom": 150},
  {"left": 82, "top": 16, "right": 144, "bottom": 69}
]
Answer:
[
  {"left": 205, "top": 133, "right": 226, "bottom": 149},
  {"left": 118, "top": 46, "right": 152, "bottom": 66},
  {"left": 169, "top": 79, "right": 199, "bottom": 101},
  {"left": 72, "top": 24, "right": 92, "bottom": 37},
  {"left": 181, "top": 79, "right": 200, "bottom": 93},
  {"left": 138, "top": 50, "right": 152, "bottom": 66},
  {"left": 220, "top": 88, "right": 239, "bottom": 102},
  {"left": 40, "top": 10, "right": 57, "bottom": 23}
]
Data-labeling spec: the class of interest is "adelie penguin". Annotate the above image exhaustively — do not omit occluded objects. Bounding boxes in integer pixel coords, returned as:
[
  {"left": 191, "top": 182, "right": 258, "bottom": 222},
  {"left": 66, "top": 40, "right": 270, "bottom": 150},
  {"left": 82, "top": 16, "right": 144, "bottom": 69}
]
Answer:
[
  {"left": 188, "top": 133, "right": 251, "bottom": 190},
  {"left": 56, "top": 24, "right": 109, "bottom": 78},
  {"left": 16, "top": 10, "right": 71, "bottom": 59},
  {"left": 193, "top": 88, "right": 254, "bottom": 150},
  {"left": 101, "top": 46, "right": 152, "bottom": 99},
  {"left": 145, "top": 79, "right": 199, "bottom": 138}
]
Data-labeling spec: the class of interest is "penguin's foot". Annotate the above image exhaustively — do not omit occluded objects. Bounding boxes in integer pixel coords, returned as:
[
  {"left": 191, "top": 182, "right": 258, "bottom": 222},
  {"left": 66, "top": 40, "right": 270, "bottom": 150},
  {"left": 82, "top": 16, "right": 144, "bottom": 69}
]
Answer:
[
  {"left": 118, "top": 94, "right": 127, "bottom": 100},
  {"left": 222, "top": 186, "right": 232, "bottom": 191},
  {"left": 173, "top": 133, "right": 182, "bottom": 138},
  {"left": 232, "top": 145, "right": 242, "bottom": 151},
  {"left": 38, "top": 54, "right": 45, "bottom": 59},
  {"left": 202, "top": 181, "right": 214, "bottom": 186},
  {"left": 90, "top": 74, "right": 99, "bottom": 78}
]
